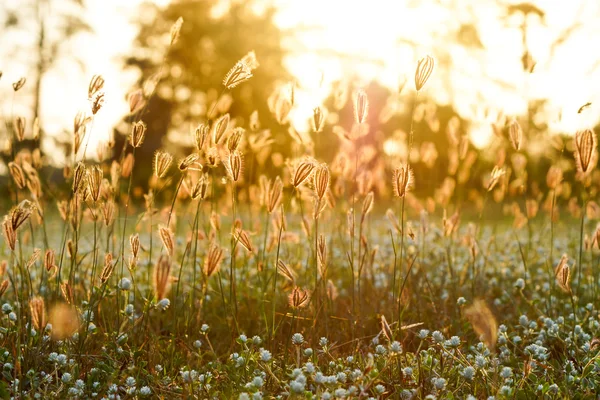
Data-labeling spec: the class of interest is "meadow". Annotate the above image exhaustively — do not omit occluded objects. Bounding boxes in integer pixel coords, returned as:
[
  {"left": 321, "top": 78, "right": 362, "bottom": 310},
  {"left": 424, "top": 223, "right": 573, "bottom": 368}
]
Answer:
[{"left": 1, "top": 21, "right": 600, "bottom": 400}]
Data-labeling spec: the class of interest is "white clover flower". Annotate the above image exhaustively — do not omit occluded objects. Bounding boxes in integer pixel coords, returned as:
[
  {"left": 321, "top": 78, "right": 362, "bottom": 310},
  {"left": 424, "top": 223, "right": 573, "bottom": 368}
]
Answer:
[
  {"left": 119, "top": 278, "right": 132, "bottom": 291},
  {"left": 291, "top": 333, "right": 304, "bottom": 345},
  {"left": 61, "top": 373, "right": 72, "bottom": 383},
  {"left": 156, "top": 298, "right": 170, "bottom": 311}
]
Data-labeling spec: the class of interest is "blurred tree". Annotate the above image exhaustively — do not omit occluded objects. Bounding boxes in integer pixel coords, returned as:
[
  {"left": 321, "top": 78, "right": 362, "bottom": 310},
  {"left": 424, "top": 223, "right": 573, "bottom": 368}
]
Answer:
[
  {"left": 1, "top": 0, "right": 91, "bottom": 143},
  {"left": 123, "top": 0, "right": 289, "bottom": 189}
]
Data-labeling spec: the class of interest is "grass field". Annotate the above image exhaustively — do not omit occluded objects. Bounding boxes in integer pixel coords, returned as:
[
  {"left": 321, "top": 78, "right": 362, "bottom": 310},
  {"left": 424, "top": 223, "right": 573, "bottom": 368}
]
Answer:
[{"left": 1, "top": 33, "right": 600, "bottom": 399}]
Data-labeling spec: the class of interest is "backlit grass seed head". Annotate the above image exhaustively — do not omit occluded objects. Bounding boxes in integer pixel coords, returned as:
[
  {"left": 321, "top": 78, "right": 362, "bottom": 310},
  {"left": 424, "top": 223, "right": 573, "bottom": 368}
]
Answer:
[
  {"left": 153, "top": 255, "right": 172, "bottom": 300},
  {"left": 546, "top": 166, "right": 563, "bottom": 190},
  {"left": 236, "top": 229, "right": 254, "bottom": 253},
  {"left": 26, "top": 248, "right": 41, "bottom": 270},
  {"left": 29, "top": 296, "right": 46, "bottom": 332},
  {"left": 11, "top": 200, "right": 33, "bottom": 231},
  {"left": 91, "top": 92, "right": 105, "bottom": 115},
  {"left": 60, "top": 282, "right": 73, "bottom": 304},
  {"left": 204, "top": 243, "right": 224, "bottom": 277},
  {"left": 212, "top": 113, "right": 230, "bottom": 145},
  {"left": 593, "top": 225, "right": 600, "bottom": 250},
  {"left": 313, "top": 164, "right": 330, "bottom": 200},
  {"left": 415, "top": 55, "right": 434, "bottom": 91},
  {"left": 317, "top": 234, "right": 327, "bottom": 276},
  {"left": 2, "top": 218, "right": 16, "bottom": 251},
  {"left": 267, "top": 176, "right": 283, "bottom": 214},
  {"left": 288, "top": 287, "right": 310, "bottom": 309},
  {"left": 574, "top": 129, "right": 598, "bottom": 176},
  {"left": 178, "top": 153, "right": 201, "bottom": 172},
  {"left": 128, "top": 89, "right": 145, "bottom": 114},
  {"left": 8, "top": 162, "right": 26, "bottom": 189},
  {"left": 191, "top": 174, "right": 209, "bottom": 200},
  {"left": 121, "top": 153, "right": 134, "bottom": 178},
  {"left": 87, "top": 165, "right": 103, "bottom": 202},
  {"left": 227, "top": 127, "right": 244, "bottom": 152},
  {"left": 554, "top": 253, "right": 572, "bottom": 294},
  {"left": 487, "top": 166, "right": 505, "bottom": 192},
  {"left": 392, "top": 164, "right": 414, "bottom": 198},
  {"left": 380, "top": 315, "right": 393, "bottom": 342},
  {"left": 170, "top": 17, "right": 184, "bottom": 45},
  {"left": 292, "top": 159, "right": 316, "bottom": 188},
  {"left": 88, "top": 74, "right": 105, "bottom": 99},
  {"left": 361, "top": 191, "right": 374, "bottom": 222},
  {"left": 312, "top": 107, "right": 325, "bottom": 133},
  {"left": 130, "top": 233, "right": 140, "bottom": 260},
  {"left": 72, "top": 162, "right": 86, "bottom": 194},
  {"left": 277, "top": 260, "right": 296, "bottom": 283},
  {"left": 463, "top": 299, "right": 497, "bottom": 352},
  {"left": 12, "top": 77, "right": 26, "bottom": 91},
  {"left": 354, "top": 89, "right": 369, "bottom": 124},
  {"left": 205, "top": 147, "right": 220, "bottom": 168},
  {"left": 130, "top": 121, "right": 147, "bottom": 148},
  {"left": 225, "top": 151, "right": 243, "bottom": 182},
  {"left": 508, "top": 119, "right": 523, "bottom": 151},
  {"left": 194, "top": 123, "right": 210, "bottom": 151},
  {"left": 100, "top": 253, "right": 115, "bottom": 283},
  {"left": 102, "top": 200, "right": 115, "bottom": 227},
  {"left": 159, "top": 225, "right": 175, "bottom": 256},
  {"left": 14, "top": 116, "right": 26, "bottom": 141},
  {"left": 0, "top": 280, "right": 9, "bottom": 297},
  {"left": 223, "top": 60, "right": 253, "bottom": 89},
  {"left": 154, "top": 150, "right": 173, "bottom": 178},
  {"left": 73, "top": 111, "right": 90, "bottom": 138},
  {"left": 44, "top": 249, "right": 56, "bottom": 272},
  {"left": 241, "top": 50, "right": 260, "bottom": 70}
]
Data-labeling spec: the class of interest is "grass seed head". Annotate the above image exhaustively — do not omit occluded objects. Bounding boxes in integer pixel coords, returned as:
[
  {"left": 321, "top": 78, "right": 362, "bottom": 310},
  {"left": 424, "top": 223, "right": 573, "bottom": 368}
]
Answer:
[
  {"left": 204, "top": 242, "right": 224, "bottom": 277},
  {"left": 0, "top": 280, "right": 9, "bottom": 298},
  {"left": 88, "top": 74, "right": 105, "bottom": 99},
  {"left": 312, "top": 106, "right": 325, "bottom": 133},
  {"left": 153, "top": 255, "right": 172, "bottom": 300},
  {"left": 313, "top": 163, "right": 330, "bottom": 200},
  {"left": 277, "top": 260, "right": 296, "bottom": 283},
  {"left": 130, "top": 233, "right": 140, "bottom": 260},
  {"left": 87, "top": 165, "right": 103, "bottom": 202},
  {"left": 574, "top": 128, "right": 598, "bottom": 176},
  {"left": 508, "top": 119, "right": 523, "bottom": 151},
  {"left": 14, "top": 116, "right": 26, "bottom": 142},
  {"left": 288, "top": 287, "right": 310, "bottom": 309},
  {"left": 29, "top": 296, "right": 47, "bottom": 331},
  {"left": 8, "top": 162, "right": 26, "bottom": 189},
  {"left": 392, "top": 164, "right": 414, "bottom": 198},
  {"left": 194, "top": 123, "right": 210, "bottom": 152},
  {"left": 170, "top": 17, "right": 184, "bottom": 46},
  {"left": 354, "top": 89, "right": 369, "bottom": 124},
  {"left": 292, "top": 159, "right": 316, "bottom": 188},
  {"left": 227, "top": 127, "right": 244, "bottom": 152},
  {"left": 267, "top": 176, "right": 283, "bottom": 214},
  {"left": 130, "top": 121, "right": 147, "bottom": 148},
  {"left": 415, "top": 55, "right": 434, "bottom": 91},
  {"left": 178, "top": 153, "right": 200, "bottom": 172},
  {"left": 554, "top": 253, "right": 572, "bottom": 294},
  {"left": 154, "top": 150, "right": 173, "bottom": 178},
  {"left": 223, "top": 60, "right": 253, "bottom": 90},
  {"left": 159, "top": 225, "right": 175, "bottom": 256},
  {"left": 12, "top": 77, "right": 26, "bottom": 91},
  {"left": 100, "top": 253, "right": 115, "bottom": 283}
]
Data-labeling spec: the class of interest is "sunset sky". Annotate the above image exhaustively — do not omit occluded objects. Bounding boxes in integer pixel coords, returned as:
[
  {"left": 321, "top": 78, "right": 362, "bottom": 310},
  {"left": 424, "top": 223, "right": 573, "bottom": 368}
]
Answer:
[{"left": 1, "top": 0, "right": 600, "bottom": 159}]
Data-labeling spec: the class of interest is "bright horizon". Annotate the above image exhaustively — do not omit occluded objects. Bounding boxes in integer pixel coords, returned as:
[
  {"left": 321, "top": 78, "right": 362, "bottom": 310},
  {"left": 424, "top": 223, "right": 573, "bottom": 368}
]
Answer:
[{"left": 1, "top": 0, "right": 600, "bottom": 163}]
